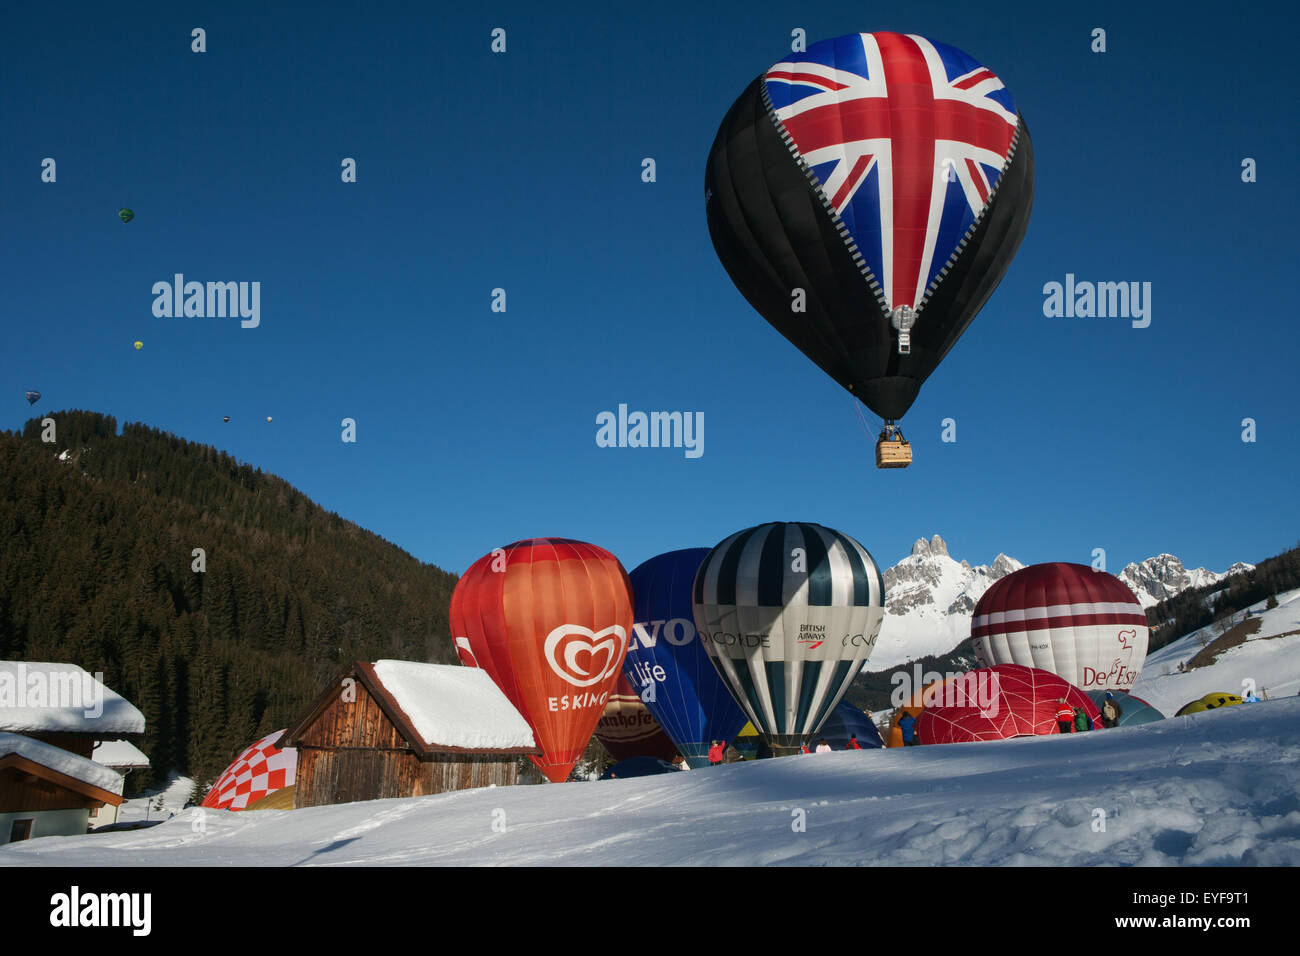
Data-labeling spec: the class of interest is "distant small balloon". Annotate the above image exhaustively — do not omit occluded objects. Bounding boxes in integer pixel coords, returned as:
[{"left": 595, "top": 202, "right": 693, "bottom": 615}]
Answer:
[
  {"left": 266, "top": 416, "right": 272, "bottom": 422},
  {"left": 25, "top": 390, "right": 41, "bottom": 406},
  {"left": 223, "top": 416, "right": 230, "bottom": 423},
  {"left": 133, "top": 341, "right": 143, "bottom": 350},
  {"left": 118, "top": 208, "right": 134, "bottom": 223}
]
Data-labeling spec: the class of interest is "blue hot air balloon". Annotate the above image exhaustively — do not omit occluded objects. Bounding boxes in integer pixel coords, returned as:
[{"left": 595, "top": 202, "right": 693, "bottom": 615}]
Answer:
[
  {"left": 818, "top": 700, "right": 884, "bottom": 750},
  {"left": 625, "top": 549, "right": 748, "bottom": 766},
  {"left": 24, "top": 390, "right": 41, "bottom": 406}
]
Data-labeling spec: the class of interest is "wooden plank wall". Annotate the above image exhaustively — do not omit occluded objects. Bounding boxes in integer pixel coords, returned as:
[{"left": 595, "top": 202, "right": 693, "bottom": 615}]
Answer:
[{"left": 291, "top": 679, "right": 521, "bottom": 808}]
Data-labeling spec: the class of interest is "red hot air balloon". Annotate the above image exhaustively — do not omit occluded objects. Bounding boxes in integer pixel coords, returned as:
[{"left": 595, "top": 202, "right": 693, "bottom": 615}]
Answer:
[
  {"left": 450, "top": 538, "right": 635, "bottom": 783},
  {"left": 971, "top": 563, "right": 1149, "bottom": 692},
  {"left": 917, "top": 664, "right": 1100, "bottom": 744}
]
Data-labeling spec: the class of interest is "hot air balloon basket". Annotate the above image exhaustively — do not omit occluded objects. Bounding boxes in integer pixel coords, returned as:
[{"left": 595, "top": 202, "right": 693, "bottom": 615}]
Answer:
[{"left": 875, "top": 438, "right": 912, "bottom": 468}]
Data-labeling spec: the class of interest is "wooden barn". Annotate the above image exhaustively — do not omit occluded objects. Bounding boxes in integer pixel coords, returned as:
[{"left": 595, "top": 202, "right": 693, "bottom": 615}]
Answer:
[{"left": 278, "top": 660, "right": 538, "bottom": 809}]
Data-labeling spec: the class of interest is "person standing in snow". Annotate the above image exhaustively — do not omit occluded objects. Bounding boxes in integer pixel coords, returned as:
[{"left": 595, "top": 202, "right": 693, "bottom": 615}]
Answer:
[
  {"left": 815, "top": 738, "right": 832, "bottom": 753},
  {"left": 708, "top": 740, "right": 724, "bottom": 765},
  {"left": 847, "top": 734, "right": 862, "bottom": 750},
  {"left": 1056, "top": 698, "right": 1075, "bottom": 734},
  {"left": 723, "top": 739, "right": 743, "bottom": 762},
  {"left": 800, "top": 743, "right": 811, "bottom": 754},
  {"left": 898, "top": 712, "right": 918, "bottom": 746},
  {"left": 1101, "top": 693, "right": 1123, "bottom": 728},
  {"left": 1073, "top": 706, "right": 1092, "bottom": 732}
]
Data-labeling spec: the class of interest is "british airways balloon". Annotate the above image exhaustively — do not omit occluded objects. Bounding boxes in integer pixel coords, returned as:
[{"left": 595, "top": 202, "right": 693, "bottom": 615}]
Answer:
[
  {"left": 693, "top": 522, "right": 885, "bottom": 754},
  {"left": 706, "top": 32, "right": 1034, "bottom": 435},
  {"left": 624, "top": 549, "right": 748, "bottom": 765}
]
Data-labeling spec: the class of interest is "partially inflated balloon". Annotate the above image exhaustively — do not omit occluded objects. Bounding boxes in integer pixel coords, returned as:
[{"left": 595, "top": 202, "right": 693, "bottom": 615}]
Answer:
[
  {"left": 693, "top": 522, "right": 885, "bottom": 753},
  {"left": 971, "top": 563, "right": 1148, "bottom": 692},
  {"left": 450, "top": 538, "right": 634, "bottom": 783},
  {"left": 706, "top": 32, "right": 1034, "bottom": 424},
  {"left": 594, "top": 673, "right": 680, "bottom": 763},
  {"left": 624, "top": 549, "right": 748, "bottom": 764}
]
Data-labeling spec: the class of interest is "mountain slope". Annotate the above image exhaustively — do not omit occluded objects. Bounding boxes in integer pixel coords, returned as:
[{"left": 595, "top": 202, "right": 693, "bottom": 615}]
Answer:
[{"left": 0, "top": 410, "right": 459, "bottom": 787}]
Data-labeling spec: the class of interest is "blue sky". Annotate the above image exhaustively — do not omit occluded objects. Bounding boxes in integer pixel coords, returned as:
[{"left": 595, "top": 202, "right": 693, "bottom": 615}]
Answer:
[{"left": 3, "top": 1, "right": 1297, "bottom": 579}]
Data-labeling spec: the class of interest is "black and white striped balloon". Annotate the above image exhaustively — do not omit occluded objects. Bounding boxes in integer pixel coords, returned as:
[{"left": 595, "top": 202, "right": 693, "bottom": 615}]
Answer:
[{"left": 692, "top": 522, "right": 885, "bottom": 751}]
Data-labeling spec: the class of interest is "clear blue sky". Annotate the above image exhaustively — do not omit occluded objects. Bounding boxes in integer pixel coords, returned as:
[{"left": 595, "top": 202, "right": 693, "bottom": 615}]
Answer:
[{"left": 3, "top": 1, "right": 1297, "bottom": 578}]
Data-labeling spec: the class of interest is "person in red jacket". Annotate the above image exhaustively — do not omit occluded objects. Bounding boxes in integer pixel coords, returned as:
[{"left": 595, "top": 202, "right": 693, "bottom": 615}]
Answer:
[
  {"left": 707, "top": 740, "right": 724, "bottom": 765},
  {"left": 1055, "top": 698, "right": 1075, "bottom": 734},
  {"left": 847, "top": 734, "right": 862, "bottom": 750}
]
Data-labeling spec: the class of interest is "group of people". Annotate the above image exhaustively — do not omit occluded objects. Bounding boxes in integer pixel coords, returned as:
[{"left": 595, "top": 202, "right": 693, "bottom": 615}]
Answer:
[
  {"left": 797, "top": 735, "right": 866, "bottom": 753},
  {"left": 1054, "top": 692, "right": 1124, "bottom": 733},
  {"left": 706, "top": 739, "right": 744, "bottom": 764}
]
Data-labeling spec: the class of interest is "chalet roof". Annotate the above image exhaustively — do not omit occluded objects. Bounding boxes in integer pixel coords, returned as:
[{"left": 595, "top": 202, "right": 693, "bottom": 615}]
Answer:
[
  {"left": 280, "top": 660, "right": 537, "bottom": 756},
  {"left": 92, "top": 738, "right": 151, "bottom": 770},
  {"left": 0, "top": 661, "right": 145, "bottom": 736},
  {"left": 0, "top": 732, "right": 125, "bottom": 798}
]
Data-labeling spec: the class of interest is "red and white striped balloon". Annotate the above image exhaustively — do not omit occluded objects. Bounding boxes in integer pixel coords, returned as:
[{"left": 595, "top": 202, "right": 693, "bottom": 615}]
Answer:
[{"left": 971, "top": 563, "right": 1148, "bottom": 692}]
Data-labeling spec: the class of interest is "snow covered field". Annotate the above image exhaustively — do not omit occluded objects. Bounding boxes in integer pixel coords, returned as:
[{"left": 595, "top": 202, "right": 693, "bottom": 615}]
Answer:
[{"left": 4, "top": 697, "right": 1297, "bottom": 867}]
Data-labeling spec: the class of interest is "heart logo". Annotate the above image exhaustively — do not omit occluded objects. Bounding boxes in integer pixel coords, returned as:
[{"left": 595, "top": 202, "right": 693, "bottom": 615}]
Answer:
[{"left": 544, "top": 624, "right": 627, "bottom": 687}]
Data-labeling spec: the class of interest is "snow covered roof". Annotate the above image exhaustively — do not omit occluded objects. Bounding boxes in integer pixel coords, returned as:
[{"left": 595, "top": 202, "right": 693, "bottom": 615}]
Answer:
[
  {"left": 370, "top": 660, "right": 535, "bottom": 752},
  {"left": 0, "top": 661, "right": 145, "bottom": 735},
  {"left": 0, "top": 732, "right": 125, "bottom": 797},
  {"left": 281, "top": 660, "right": 536, "bottom": 755},
  {"left": 92, "top": 738, "right": 151, "bottom": 770}
]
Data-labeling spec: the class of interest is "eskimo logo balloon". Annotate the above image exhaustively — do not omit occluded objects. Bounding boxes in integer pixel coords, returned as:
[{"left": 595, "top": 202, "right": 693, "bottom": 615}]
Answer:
[{"left": 545, "top": 624, "right": 627, "bottom": 687}]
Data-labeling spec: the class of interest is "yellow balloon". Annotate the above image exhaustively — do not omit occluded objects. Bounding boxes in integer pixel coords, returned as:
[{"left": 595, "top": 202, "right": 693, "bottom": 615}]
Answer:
[{"left": 133, "top": 341, "right": 143, "bottom": 350}]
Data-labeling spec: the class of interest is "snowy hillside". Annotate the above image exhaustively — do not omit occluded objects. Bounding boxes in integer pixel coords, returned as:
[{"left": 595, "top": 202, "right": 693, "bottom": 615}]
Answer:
[
  {"left": 4, "top": 699, "right": 1296, "bottom": 866},
  {"left": 1132, "top": 588, "right": 1300, "bottom": 714}
]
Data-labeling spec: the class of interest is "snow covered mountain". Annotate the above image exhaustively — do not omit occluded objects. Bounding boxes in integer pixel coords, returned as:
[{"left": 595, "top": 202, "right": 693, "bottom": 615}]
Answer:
[
  {"left": 871, "top": 535, "right": 1023, "bottom": 670},
  {"left": 870, "top": 535, "right": 1253, "bottom": 671},
  {"left": 1119, "top": 554, "right": 1255, "bottom": 608}
]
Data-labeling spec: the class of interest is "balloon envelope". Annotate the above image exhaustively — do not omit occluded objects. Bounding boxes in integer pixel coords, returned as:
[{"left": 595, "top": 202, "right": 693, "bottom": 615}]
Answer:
[
  {"left": 118, "top": 208, "right": 134, "bottom": 223},
  {"left": 819, "top": 700, "right": 884, "bottom": 749},
  {"left": 693, "top": 522, "right": 885, "bottom": 751},
  {"left": 594, "top": 672, "right": 680, "bottom": 762},
  {"left": 1175, "top": 692, "right": 1243, "bottom": 716},
  {"left": 917, "top": 664, "right": 1101, "bottom": 744},
  {"left": 24, "top": 391, "right": 41, "bottom": 406},
  {"left": 1086, "top": 689, "right": 1165, "bottom": 727},
  {"left": 971, "top": 563, "right": 1149, "bottom": 692},
  {"left": 450, "top": 538, "right": 634, "bottom": 783},
  {"left": 624, "top": 548, "right": 748, "bottom": 763},
  {"left": 705, "top": 31, "right": 1034, "bottom": 422}
]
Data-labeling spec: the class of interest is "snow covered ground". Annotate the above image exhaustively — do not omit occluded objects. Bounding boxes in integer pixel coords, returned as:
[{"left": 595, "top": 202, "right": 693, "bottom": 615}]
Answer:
[{"left": 5, "top": 699, "right": 1297, "bottom": 866}]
